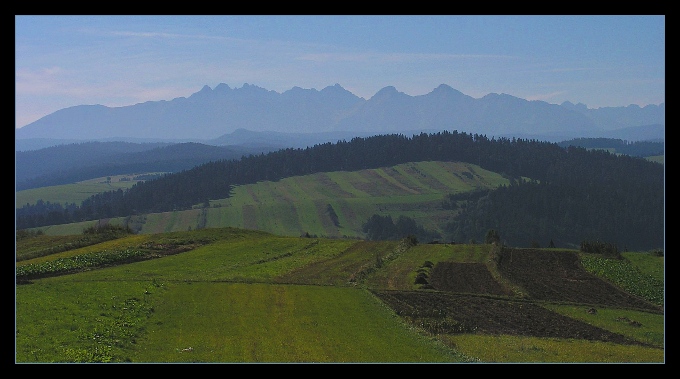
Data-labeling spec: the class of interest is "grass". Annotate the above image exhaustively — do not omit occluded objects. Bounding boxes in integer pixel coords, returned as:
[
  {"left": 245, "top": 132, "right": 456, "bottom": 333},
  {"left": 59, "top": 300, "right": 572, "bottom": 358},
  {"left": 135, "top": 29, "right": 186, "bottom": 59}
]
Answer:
[
  {"left": 22, "top": 161, "right": 509, "bottom": 239},
  {"left": 16, "top": 279, "right": 157, "bottom": 363},
  {"left": 622, "top": 251, "right": 664, "bottom": 280},
  {"left": 15, "top": 227, "right": 664, "bottom": 363},
  {"left": 15, "top": 229, "right": 464, "bottom": 363},
  {"left": 16, "top": 174, "right": 143, "bottom": 209},
  {"left": 543, "top": 304, "right": 664, "bottom": 347},
  {"left": 580, "top": 254, "right": 664, "bottom": 307},
  {"left": 438, "top": 334, "right": 664, "bottom": 363},
  {"left": 130, "top": 282, "right": 459, "bottom": 363},
  {"left": 364, "top": 243, "right": 491, "bottom": 291}
]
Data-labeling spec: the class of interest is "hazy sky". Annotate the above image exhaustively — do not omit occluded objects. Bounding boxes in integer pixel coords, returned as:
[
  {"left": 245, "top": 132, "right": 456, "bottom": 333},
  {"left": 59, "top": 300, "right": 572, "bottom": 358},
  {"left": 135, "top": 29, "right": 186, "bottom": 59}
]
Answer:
[{"left": 15, "top": 15, "right": 665, "bottom": 129}]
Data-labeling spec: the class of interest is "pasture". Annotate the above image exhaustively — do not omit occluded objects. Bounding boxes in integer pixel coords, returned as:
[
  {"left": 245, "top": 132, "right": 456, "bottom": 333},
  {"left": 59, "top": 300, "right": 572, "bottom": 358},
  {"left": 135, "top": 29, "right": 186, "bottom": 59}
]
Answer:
[
  {"left": 20, "top": 161, "right": 510, "bottom": 239},
  {"left": 15, "top": 227, "right": 664, "bottom": 363}
]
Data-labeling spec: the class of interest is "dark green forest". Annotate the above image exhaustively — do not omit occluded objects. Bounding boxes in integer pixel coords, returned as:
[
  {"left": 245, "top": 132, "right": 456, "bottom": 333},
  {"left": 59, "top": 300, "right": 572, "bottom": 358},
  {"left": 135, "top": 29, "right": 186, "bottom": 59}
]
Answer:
[
  {"left": 15, "top": 142, "right": 269, "bottom": 191},
  {"left": 16, "top": 132, "right": 664, "bottom": 250},
  {"left": 557, "top": 137, "right": 664, "bottom": 157}
]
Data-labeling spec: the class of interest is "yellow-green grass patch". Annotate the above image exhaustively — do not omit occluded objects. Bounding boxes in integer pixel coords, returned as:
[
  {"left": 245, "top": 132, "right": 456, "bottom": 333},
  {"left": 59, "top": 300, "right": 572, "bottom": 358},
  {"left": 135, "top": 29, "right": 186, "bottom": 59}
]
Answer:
[
  {"left": 622, "top": 251, "right": 664, "bottom": 281},
  {"left": 542, "top": 304, "right": 664, "bottom": 347},
  {"left": 132, "top": 282, "right": 462, "bottom": 363},
  {"left": 438, "top": 333, "right": 664, "bottom": 363}
]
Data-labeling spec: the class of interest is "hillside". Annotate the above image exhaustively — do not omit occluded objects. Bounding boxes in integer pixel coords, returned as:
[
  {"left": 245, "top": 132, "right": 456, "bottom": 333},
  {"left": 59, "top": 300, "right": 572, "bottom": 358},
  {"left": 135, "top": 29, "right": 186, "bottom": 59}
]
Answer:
[
  {"left": 17, "top": 132, "right": 665, "bottom": 251},
  {"left": 15, "top": 226, "right": 664, "bottom": 363},
  {"left": 25, "top": 161, "right": 506, "bottom": 240},
  {"left": 15, "top": 141, "right": 275, "bottom": 191}
]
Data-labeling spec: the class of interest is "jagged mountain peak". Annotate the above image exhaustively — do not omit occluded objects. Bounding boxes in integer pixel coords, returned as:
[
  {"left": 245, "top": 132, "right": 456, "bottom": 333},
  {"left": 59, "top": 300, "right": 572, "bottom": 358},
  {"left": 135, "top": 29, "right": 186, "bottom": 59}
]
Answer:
[
  {"left": 15, "top": 83, "right": 665, "bottom": 143},
  {"left": 187, "top": 85, "right": 213, "bottom": 100},
  {"left": 424, "top": 84, "right": 470, "bottom": 100},
  {"left": 214, "top": 83, "right": 231, "bottom": 92},
  {"left": 369, "top": 85, "right": 409, "bottom": 101},
  {"left": 321, "top": 83, "right": 350, "bottom": 94},
  {"left": 431, "top": 83, "right": 455, "bottom": 93}
]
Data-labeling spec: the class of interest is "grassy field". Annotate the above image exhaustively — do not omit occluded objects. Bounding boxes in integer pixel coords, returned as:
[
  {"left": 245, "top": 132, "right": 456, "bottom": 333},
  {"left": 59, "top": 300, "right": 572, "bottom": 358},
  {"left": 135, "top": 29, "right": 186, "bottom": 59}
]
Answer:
[
  {"left": 15, "top": 159, "right": 665, "bottom": 363},
  {"left": 19, "top": 161, "right": 510, "bottom": 239},
  {"left": 15, "top": 227, "right": 664, "bottom": 363},
  {"left": 16, "top": 174, "right": 146, "bottom": 208}
]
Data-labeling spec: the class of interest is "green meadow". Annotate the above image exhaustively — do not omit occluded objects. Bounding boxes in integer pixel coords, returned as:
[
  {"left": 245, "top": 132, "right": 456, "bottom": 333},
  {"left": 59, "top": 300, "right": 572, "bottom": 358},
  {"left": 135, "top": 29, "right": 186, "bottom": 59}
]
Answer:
[
  {"left": 15, "top": 227, "right": 664, "bottom": 363},
  {"left": 16, "top": 174, "right": 145, "bottom": 208},
  {"left": 20, "top": 161, "right": 509, "bottom": 239}
]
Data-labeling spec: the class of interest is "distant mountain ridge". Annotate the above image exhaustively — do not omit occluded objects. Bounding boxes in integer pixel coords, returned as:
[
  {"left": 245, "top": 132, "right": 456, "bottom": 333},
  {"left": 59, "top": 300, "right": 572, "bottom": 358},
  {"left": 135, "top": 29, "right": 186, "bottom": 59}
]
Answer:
[{"left": 15, "top": 83, "right": 665, "bottom": 144}]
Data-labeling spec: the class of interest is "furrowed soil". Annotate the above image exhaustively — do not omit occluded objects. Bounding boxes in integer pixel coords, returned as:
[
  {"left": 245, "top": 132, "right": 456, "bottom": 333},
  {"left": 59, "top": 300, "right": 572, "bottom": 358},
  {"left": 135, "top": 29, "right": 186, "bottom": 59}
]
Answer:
[{"left": 372, "top": 248, "right": 662, "bottom": 347}]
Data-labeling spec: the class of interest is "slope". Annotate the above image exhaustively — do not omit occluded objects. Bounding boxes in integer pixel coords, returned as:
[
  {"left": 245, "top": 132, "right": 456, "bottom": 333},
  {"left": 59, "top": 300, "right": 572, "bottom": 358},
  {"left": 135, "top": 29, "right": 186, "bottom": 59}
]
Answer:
[
  {"left": 15, "top": 227, "right": 664, "bottom": 363},
  {"left": 28, "top": 161, "right": 509, "bottom": 240}
]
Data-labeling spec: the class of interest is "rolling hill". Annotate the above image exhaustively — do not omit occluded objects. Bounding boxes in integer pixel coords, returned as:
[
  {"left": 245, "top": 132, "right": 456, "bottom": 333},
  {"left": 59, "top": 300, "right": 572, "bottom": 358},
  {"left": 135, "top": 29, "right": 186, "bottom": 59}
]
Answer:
[{"left": 16, "top": 132, "right": 664, "bottom": 251}]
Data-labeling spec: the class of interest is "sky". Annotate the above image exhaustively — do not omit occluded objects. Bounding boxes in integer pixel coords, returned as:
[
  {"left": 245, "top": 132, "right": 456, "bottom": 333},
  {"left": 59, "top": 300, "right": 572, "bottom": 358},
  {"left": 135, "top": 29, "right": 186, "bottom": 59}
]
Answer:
[{"left": 15, "top": 15, "right": 665, "bottom": 130}]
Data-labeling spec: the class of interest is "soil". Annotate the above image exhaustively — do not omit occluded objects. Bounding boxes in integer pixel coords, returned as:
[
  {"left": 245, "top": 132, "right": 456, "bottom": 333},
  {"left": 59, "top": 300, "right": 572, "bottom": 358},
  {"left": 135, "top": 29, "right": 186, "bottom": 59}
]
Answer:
[{"left": 372, "top": 248, "right": 662, "bottom": 346}]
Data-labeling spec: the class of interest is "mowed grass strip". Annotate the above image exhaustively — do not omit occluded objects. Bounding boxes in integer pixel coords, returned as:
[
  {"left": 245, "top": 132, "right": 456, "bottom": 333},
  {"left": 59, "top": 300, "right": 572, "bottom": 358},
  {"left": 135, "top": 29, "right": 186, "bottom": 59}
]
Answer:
[{"left": 133, "top": 282, "right": 461, "bottom": 363}]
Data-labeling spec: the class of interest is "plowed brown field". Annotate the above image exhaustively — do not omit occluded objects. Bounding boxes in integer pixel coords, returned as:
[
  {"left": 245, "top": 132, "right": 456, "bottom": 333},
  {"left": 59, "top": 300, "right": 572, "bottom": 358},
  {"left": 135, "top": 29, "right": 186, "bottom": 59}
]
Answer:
[{"left": 372, "top": 248, "right": 662, "bottom": 346}]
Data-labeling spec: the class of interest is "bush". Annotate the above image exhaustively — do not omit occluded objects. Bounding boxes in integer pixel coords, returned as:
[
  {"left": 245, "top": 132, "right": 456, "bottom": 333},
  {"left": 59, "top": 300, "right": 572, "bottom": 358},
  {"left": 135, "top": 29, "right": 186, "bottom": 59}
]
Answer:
[
  {"left": 83, "top": 223, "right": 134, "bottom": 235},
  {"left": 580, "top": 240, "right": 622, "bottom": 259},
  {"left": 16, "top": 229, "right": 44, "bottom": 241}
]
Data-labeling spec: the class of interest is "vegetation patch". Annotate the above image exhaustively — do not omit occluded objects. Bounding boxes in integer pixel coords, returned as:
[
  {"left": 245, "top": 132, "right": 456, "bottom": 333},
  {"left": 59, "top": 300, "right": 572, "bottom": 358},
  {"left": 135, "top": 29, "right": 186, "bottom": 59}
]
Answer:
[{"left": 580, "top": 254, "right": 664, "bottom": 307}]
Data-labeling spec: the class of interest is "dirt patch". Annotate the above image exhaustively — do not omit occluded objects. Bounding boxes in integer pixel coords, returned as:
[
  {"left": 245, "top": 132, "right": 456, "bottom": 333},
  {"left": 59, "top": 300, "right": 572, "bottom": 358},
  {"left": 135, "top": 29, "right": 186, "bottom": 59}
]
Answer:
[
  {"left": 496, "top": 249, "right": 660, "bottom": 312},
  {"left": 371, "top": 248, "right": 662, "bottom": 347},
  {"left": 428, "top": 262, "right": 513, "bottom": 296},
  {"left": 372, "top": 291, "right": 654, "bottom": 347}
]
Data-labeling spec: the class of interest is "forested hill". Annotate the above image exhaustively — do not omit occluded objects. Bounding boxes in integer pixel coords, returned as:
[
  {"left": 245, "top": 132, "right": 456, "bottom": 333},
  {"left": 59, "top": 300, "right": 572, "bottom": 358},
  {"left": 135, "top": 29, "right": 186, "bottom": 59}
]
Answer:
[
  {"left": 16, "top": 141, "right": 274, "bottom": 191},
  {"left": 16, "top": 131, "right": 664, "bottom": 250},
  {"left": 557, "top": 138, "right": 664, "bottom": 157}
]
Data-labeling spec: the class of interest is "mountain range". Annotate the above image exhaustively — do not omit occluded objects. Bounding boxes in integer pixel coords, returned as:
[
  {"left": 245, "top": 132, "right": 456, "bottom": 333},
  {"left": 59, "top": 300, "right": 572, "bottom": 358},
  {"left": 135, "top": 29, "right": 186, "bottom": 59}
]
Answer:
[{"left": 15, "top": 83, "right": 665, "bottom": 149}]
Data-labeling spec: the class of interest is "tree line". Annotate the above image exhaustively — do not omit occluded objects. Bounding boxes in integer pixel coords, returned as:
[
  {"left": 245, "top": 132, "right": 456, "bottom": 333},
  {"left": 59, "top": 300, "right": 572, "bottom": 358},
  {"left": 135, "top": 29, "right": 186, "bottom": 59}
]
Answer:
[{"left": 16, "top": 131, "right": 664, "bottom": 250}]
